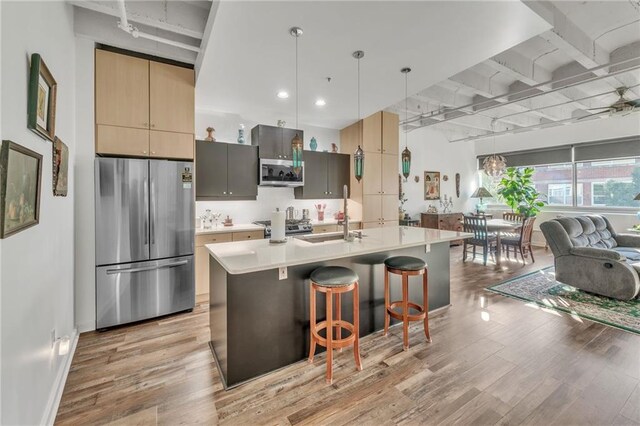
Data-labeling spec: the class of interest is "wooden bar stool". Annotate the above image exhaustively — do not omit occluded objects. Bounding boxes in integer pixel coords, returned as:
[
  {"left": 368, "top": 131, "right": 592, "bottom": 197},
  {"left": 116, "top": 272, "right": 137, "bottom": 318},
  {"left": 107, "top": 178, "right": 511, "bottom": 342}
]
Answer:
[
  {"left": 308, "top": 266, "right": 362, "bottom": 384},
  {"left": 383, "top": 256, "right": 431, "bottom": 350}
]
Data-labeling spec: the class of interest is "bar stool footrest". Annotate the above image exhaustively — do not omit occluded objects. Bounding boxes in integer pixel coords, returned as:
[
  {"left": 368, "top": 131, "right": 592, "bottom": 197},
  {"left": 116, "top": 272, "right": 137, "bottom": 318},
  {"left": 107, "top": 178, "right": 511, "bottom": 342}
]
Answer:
[
  {"left": 387, "top": 301, "right": 427, "bottom": 322},
  {"left": 312, "top": 320, "right": 356, "bottom": 349}
]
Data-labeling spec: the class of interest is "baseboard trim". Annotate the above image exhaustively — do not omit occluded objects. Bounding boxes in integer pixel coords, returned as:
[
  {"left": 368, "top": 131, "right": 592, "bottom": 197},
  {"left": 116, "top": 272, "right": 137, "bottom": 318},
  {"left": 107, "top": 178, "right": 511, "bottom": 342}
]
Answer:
[
  {"left": 77, "top": 320, "right": 96, "bottom": 334},
  {"left": 41, "top": 329, "right": 79, "bottom": 425}
]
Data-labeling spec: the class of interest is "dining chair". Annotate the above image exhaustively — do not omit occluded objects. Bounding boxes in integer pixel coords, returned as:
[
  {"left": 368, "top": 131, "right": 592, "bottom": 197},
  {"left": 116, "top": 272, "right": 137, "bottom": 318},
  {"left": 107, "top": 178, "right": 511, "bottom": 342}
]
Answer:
[
  {"left": 462, "top": 215, "right": 497, "bottom": 266},
  {"left": 502, "top": 212, "right": 523, "bottom": 258},
  {"left": 501, "top": 216, "right": 536, "bottom": 264}
]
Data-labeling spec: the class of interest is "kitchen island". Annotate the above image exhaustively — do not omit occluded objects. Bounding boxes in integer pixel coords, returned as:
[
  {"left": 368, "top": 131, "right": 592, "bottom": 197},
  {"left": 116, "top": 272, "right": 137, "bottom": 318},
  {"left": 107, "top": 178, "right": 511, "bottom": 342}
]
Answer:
[{"left": 207, "top": 226, "right": 471, "bottom": 388}]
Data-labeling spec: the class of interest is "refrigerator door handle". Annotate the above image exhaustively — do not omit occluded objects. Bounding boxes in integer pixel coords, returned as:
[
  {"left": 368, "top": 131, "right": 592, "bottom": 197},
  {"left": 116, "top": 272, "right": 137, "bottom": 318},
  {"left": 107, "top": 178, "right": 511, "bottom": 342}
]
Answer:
[
  {"left": 105, "top": 260, "right": 189, "bottom": 275},
  {"left": 143, "top": 178, "right": 149, "bottom": 245},
  {"left": 150, "top": 178, "right": 156, "bottom": 245}
]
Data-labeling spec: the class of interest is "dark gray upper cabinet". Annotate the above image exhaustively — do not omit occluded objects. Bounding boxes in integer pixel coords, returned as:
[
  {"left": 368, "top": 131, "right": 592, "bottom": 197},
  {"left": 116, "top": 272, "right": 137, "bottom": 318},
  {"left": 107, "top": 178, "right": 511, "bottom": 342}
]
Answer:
[
  {"left": 196, "top": 141, "right": 258, "bottom": 201},
  {"left": 252, "top": 124, "right": 303, "bottom": 160},
  {"left": 294, "top": 151, "right": 350, "bottom": 199}
]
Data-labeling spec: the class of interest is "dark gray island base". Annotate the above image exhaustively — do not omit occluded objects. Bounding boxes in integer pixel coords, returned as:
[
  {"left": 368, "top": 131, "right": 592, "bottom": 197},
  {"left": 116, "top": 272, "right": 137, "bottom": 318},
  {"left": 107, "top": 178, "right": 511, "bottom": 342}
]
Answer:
[{"left": 208, "top": 241, "right": 452, "bottom": 388}]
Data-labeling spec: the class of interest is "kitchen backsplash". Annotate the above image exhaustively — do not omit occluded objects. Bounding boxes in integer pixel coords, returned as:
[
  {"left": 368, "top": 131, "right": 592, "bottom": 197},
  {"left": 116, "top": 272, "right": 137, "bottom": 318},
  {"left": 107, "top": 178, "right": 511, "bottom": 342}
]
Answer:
[{"left": 196, "top": 186, "right": 362, "bottom": 223}]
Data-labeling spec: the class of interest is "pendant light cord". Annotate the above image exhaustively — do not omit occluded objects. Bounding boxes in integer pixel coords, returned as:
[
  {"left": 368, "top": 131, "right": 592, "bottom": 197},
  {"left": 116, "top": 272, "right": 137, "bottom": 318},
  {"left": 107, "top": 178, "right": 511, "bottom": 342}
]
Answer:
[
  {"left": 357, "top": 56, "right": 361, "bottom": 121},
  {"left": 295, "top": 33, "right": 299, "bottom": 129},
  {"left": 405, "top": 71, "right": 408, "bottom": 149}
]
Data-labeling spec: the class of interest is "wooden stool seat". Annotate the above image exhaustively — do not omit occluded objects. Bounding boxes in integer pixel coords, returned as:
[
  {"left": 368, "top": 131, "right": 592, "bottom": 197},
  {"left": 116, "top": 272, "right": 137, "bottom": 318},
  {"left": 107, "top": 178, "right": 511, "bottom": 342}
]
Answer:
[
  {"left": 309, "top": 266, "right": 362, "bottom": 384},
  {"left": 384, "top": 256, "right": 431, "bottom": 351}
]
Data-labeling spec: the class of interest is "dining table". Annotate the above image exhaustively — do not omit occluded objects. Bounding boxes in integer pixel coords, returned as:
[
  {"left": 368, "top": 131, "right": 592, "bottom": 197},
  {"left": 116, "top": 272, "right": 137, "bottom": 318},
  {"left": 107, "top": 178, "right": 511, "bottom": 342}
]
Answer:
[{"left": 485, "top": 219, "right": 522, "bottom": 267}]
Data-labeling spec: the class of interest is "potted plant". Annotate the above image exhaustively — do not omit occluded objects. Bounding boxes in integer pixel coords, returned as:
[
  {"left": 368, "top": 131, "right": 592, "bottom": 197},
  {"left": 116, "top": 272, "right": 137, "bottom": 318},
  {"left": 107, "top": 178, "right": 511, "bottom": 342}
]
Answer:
[{"left": 496, "top": 167, "right": 546, "bottom": 217}]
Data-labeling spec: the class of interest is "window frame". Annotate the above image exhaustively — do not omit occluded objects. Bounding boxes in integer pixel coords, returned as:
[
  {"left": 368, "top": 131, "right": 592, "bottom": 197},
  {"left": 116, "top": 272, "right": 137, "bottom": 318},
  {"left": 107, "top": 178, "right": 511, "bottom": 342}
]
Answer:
[{"left": 481, "top": 151, "right": 639, "bottom": 213}]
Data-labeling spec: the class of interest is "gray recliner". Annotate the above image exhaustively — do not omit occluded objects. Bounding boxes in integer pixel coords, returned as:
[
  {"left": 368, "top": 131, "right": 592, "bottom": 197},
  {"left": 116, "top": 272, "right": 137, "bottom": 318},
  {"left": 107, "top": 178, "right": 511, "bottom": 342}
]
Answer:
[{"left": 540, "top": 215, "right": 640, "bottom": 300}]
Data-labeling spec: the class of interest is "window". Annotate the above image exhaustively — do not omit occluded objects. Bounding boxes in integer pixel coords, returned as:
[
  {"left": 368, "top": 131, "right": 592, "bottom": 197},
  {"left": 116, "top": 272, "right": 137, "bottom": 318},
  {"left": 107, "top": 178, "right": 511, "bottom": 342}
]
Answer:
[
  {"left": 529, "top": 163, "right": 573, "bottom": 206},
  {"left": 577, "top": 158, "right": 640, "bottom": 208},
  {"left": 548, "top": 184, "right": 572, "bottom": 205}
]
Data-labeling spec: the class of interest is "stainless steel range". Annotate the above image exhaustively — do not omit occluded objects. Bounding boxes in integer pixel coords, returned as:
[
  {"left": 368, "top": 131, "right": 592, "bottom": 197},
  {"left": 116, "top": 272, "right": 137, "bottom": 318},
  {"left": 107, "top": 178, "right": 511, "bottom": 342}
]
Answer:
[{"left": 253, "top": 219, "right": 313, "bottom": 238}]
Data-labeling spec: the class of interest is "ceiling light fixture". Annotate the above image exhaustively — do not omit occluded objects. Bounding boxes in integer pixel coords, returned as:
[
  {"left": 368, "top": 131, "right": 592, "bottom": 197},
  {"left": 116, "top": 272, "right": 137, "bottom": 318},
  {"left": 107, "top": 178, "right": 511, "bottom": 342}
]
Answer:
[
  {"left": 290, "top": 27, "right": 303, "bottom": 175},
  {"left": 401, "top": 67, "right": 412, "bottom": 181},
  {"left": 483, "top": 119, "right": 507, "bottom": 177},
  {"left": 277, "top": 91, "right": 289, "bottom": 99},
  {"left": 315, "top": 99, "right": 326, "bottom": 106},
  {"left": 353, "top": 50, "right": 365, "bottom": 183}
]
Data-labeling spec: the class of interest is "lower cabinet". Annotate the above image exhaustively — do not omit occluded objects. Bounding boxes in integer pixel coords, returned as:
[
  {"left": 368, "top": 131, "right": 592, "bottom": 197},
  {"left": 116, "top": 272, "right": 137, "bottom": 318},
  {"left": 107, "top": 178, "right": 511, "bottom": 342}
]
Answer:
[
  {"left": 195, "top": 231, "right": 263, "bottom": 295},
  {"left": 312, "top": 222, "right": 361, "bottom": 234},
  {"left": 363, "top": 220, "right": 398, "bottom": 229},
  {"left": 421, "top": 212, "right": 464, "bottom": 246}
]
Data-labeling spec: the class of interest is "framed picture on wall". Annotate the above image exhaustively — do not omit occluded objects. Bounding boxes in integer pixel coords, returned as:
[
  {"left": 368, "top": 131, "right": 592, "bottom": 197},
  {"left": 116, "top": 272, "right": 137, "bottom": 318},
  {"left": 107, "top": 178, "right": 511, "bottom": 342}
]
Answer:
[
  {"left": 424, "top": 171, "right": 441, "bottom": 200},
  {"left": 52, "top": 137, "right": 68, "bottom": 196},
  {"left": 27, "top": 53, "right": 57, "bottom": 141},
  {"left": 0, "top": 140, "right": 43, "bottom": 238}
]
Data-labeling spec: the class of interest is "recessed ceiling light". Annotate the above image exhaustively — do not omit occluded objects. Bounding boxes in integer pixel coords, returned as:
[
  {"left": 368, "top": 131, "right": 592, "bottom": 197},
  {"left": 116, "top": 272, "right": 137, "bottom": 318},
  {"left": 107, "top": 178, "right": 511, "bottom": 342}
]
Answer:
[
  {"left": 315, "top": 99, "right": 326, "bottom": 106},
  {"left": 277, "top": 91, "right": 289, "bottom": 99}
]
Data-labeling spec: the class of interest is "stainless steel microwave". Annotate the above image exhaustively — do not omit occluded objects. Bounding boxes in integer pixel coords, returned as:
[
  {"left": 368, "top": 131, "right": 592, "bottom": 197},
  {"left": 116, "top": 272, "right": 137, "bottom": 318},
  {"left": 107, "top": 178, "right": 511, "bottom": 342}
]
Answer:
[{"left": 259, "top": 158, "right": 304, "bottom": 187}]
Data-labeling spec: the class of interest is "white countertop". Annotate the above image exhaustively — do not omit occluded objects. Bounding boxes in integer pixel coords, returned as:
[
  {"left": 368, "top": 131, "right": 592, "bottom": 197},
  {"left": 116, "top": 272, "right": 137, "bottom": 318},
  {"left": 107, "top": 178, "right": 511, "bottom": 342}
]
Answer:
[
  {"left": 206, "top": 226, "right": 472, "bottom": 274},
  {"left": 195, "top": 224, "right": 264, "bottom": 235}
]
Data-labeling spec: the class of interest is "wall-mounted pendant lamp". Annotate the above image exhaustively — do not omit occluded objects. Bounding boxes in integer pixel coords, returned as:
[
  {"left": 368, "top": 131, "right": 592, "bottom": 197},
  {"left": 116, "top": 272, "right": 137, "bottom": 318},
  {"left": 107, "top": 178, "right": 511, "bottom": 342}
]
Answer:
[
  {"left": 401, "top": 67, "right": 412, "bottom": 180},
  {"left": 353, "top": 50, "right": 365, "bottom": 182},
  {"left": 290, "top": 26, "right": 303, "bottom": 175}
]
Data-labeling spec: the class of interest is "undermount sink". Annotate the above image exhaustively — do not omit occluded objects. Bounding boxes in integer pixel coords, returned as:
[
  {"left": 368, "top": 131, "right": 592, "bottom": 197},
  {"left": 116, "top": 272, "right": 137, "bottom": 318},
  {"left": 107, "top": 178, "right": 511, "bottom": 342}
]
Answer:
[{"left": 295, "top": 232, "right": 345, "bottom": 244}]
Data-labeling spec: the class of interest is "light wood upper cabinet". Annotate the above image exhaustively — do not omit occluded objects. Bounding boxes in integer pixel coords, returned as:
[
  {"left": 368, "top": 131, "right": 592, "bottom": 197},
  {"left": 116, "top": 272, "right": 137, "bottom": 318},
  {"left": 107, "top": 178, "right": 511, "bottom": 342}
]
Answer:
[
  {"left": 382, "top": 112, "right": 399, "bottom": 154},
  {"left": 362, "top": 195, "right": 382, "bottom": 222},
  {"left": 362, "top": 112, "right": 382, "bottom": 153},
  {"left": 96, "top": 125, "right": 149, "bottom": 157},
  {"left": 382, "top": 154, "right": 399, "bottom": 195},
  {"left": 149, "top": 61, "right": 195, "bottom": 134},
  {"left": 95, "top": 49, "right": 195, "bottom": 159},
  {"left": 149, "top": 131, "right": 194, "bottom": 159},
  {"left": 95, "top": 50, "right": 150, "bottom": 129},
  {"left": 381, "top": 195, "right": 399, "bottom": 221},
  {"left": 363, "top": 152, "right": 382, "bottom": 195}
]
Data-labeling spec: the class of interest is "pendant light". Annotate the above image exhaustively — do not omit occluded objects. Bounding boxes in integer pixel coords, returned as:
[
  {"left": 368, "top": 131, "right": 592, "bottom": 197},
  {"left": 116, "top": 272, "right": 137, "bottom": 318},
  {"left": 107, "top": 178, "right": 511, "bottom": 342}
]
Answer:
[
  {"left": 401, "top": 67, "right": 412, "bottom": 180},
  {"left": 290, "top": 27, "right": 303, "bottom": 174},
  {"left": 353, "top": 50, "right": 365, "bottom": 182},
  {"left": 483, "top": 119, "right": 507, "bottom": 177}
]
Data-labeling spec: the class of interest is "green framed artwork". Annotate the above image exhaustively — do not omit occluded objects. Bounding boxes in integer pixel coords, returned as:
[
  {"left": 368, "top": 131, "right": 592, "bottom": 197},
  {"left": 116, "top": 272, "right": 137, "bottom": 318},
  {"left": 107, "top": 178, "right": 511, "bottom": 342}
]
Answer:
[
  {"left": 0, "top": 140, "right": 43, "bottom": 238},
  {"left": 53, "top": 137, "right": 68, "bottom": 196},
  {"left": 27, "top": 53, "right": 57, "bottom": 141}
]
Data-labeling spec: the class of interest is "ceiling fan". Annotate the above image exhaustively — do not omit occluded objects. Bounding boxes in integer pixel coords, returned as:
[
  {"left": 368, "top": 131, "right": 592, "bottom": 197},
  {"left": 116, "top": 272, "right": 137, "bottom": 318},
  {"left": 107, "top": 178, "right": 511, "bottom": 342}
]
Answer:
[{"left": 578, "top": 87, "right": 640, "bottom": 120}]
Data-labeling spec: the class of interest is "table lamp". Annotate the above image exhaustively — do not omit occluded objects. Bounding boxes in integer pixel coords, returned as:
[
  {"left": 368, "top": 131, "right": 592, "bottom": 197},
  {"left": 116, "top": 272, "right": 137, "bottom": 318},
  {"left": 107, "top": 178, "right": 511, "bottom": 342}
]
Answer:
[{"left": 471, "top": 187, "right": 493, "bottom": 214}]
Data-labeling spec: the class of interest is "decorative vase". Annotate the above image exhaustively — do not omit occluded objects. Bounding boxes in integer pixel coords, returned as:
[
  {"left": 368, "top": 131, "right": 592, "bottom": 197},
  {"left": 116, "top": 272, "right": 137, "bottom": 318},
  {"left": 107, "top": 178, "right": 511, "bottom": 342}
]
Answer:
[
  {"left": 237, "top": 124, "right": 245, "bottom": 144},
  {"left": 205, "top": 127, "right": 216, "bottom": 142},
  {"left": 310, "top": 137, "right": 317, "bottom": 151},
  {"left": 331, "top": 143, "right": 338, "bottom": 153}
]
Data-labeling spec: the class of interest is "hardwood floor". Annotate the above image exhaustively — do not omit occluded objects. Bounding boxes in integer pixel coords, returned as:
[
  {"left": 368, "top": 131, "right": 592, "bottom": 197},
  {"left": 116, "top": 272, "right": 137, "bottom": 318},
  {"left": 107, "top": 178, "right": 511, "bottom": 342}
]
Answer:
[{"left": 56, "top": 247, "right": 640, "bottom": 425}]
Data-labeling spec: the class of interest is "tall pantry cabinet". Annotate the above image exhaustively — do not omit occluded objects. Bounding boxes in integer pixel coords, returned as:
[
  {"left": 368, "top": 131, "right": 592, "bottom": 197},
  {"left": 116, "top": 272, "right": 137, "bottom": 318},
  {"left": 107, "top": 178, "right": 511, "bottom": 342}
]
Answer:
[
  {"left": 95, "top": 49, "right": 195, "bottom": 159},
  {"left": 340, "top": 111, "right": 400, "bottom": 229}
]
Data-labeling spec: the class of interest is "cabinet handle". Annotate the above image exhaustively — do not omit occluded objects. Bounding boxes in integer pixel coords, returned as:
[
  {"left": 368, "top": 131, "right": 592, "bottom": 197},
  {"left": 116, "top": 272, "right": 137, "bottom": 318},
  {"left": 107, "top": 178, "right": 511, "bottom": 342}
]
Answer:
[
  {"left": 382, "top": 191, "right": 385, "bottom": 194},
  {"left": 329, "top": 192, "right": 332, "bottom": 195},
  {"left": 223, "top": 191, "right": 227, "bottom": 195},
  {"left": 229, "top": 192, "right": 233, "bottom": 195},
  {"left": 143, "top": 122, "right": 148, "bottom": 127},
  {"left": 151, "top": 151, "right": 156, "bottom": 155},
  {"left": 142, "top": 151, "right": 147, "bottom": 154},
  {"left": 151, "top": 124, "right": 156, "bottom": 128}
]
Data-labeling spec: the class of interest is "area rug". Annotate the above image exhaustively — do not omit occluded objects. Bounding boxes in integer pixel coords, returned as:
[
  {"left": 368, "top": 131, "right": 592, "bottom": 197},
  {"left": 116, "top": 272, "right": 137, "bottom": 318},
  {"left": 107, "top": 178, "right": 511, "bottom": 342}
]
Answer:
[{"left": 487, "top": 267, "right": 640, "bottom": 335}]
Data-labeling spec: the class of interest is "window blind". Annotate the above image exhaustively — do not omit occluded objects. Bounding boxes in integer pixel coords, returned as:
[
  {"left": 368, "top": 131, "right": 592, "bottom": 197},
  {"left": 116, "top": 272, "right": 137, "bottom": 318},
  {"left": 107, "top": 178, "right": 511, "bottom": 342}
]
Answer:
[
  {"left": 573, "top": 136, "right": 640, "bottom": 162},
  {"left": 477, "top": 146, "right": 571, "bottom": 169}
]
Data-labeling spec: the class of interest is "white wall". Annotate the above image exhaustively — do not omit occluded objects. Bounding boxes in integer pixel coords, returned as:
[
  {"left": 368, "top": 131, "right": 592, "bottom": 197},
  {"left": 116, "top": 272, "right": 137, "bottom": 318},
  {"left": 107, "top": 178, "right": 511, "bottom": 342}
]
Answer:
[
  {"left": 1, "top": 2, "right": 77, "bottom": 425},
  {"left": 400, "top": 128, "right": 477, "bottom": 219},
  {"left": 74, "top": 37, "right": 96, "bottom": 334}
]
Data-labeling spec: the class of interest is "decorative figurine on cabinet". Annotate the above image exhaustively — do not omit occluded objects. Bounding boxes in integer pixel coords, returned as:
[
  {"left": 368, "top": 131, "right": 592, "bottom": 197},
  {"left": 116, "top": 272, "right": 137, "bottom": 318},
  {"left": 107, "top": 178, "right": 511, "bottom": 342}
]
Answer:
[{"left": 205, "top": 127, "right": 216, "bottom": 142}]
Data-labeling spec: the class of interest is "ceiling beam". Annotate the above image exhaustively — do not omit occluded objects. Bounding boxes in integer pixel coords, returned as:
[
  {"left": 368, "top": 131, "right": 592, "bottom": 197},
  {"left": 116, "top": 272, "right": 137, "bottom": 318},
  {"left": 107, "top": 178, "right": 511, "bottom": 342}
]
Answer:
[
  {"left": 69, "top": 0, "right": 207, "bottom": 40},
  {"left": 487, "top": 47, "right": 596, "bottom": 111},
  {"left": 523, "top": 1, "right": 640, "bottom": 98}
]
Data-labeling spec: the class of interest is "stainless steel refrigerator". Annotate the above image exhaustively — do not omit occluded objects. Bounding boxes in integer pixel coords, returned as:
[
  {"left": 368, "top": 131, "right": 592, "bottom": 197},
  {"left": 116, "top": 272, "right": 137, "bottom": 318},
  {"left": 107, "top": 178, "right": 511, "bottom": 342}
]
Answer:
[{"left": 95, "top": 158, "right": 195, "bottom": 329}]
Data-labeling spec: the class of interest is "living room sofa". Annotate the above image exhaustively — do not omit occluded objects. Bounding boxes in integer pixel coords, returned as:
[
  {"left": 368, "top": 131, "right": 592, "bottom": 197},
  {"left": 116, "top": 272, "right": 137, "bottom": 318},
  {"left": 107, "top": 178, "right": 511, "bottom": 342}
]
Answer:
[{"left": 540, "top": 215, "right": 640, "bottom": 300}]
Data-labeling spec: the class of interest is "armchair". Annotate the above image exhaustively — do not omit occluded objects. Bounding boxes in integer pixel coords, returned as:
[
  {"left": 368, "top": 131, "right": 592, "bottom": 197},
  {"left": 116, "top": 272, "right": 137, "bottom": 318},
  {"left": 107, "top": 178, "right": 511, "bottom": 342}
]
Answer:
[{"left": 540, "top": 215, "right": 640, "bottom": 300}]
